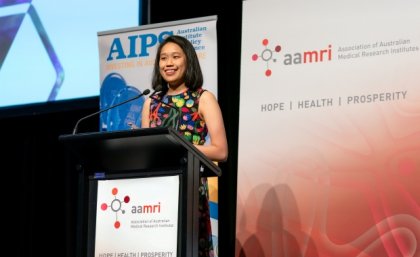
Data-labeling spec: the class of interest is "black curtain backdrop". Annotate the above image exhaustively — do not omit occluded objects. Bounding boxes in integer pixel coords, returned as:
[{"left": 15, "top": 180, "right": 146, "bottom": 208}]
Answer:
[
  {"left": 4, "top": 1, "right": 242, "bottom": 256},
  {"left": 3, "top": 97, "right": 99, "bottom": 257}
]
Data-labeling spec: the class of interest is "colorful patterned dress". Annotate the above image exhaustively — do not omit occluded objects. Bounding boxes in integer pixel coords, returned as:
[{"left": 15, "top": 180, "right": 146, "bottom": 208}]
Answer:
[{"left": 149, "top": 88, "right": 214, "bottom": 257}]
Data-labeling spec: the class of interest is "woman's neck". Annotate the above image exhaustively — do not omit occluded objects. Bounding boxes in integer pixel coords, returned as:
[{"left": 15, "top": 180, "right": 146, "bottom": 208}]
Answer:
[{"left": 167, "top": 84, "right": 188, "bottom": 95}]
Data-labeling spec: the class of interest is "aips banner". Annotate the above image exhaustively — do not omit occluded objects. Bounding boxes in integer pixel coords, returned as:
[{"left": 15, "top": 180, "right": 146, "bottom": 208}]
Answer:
[
  {"left": 97, "top": 16, "right": 217, "bottom": 132},
  {"left": 97, "top": 16, "right": 220, "bottom": 256}
]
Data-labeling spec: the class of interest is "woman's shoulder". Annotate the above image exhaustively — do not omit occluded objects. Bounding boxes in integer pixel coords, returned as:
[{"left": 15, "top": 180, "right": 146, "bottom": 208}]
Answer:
[
  {"left": 194, "top": 88, "right": 215, "bottom": 98},
  {"left": 197, "top": 89, "right": 218, "bottom": 108},
  {"left": 199, "top": 89, "right": 216, "bottom": 99}
]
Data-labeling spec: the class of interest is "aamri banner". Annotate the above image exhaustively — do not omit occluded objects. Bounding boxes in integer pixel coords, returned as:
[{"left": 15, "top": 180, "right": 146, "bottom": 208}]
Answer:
[{"left": 237, "top": 0, "right": 420, "bottom": 256}]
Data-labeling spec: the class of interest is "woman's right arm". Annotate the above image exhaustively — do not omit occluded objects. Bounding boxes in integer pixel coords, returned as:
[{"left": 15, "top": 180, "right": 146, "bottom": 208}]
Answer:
[{"left": 141, "top": 98, "right": 151, "bottom": 128}]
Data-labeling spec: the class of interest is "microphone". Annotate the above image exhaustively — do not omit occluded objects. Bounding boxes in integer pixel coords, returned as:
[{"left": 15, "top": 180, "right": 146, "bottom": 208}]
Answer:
[
  {"left": 72, "top": 88, "right": 151, "bottom": 135},
  {"left": 150, "top": 93, "right": 182, "bottom": 130}
]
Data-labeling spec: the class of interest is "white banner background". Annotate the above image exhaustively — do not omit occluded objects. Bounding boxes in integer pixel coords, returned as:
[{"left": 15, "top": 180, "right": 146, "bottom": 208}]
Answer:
[{"left": 237, "top": 0, "right": 420, "bottom": 256}]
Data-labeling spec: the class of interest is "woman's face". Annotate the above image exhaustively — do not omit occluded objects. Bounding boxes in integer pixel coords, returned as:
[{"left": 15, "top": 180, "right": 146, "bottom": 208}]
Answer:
[{"left": 159, "top": 42, "right": 186, "bottom": 87}]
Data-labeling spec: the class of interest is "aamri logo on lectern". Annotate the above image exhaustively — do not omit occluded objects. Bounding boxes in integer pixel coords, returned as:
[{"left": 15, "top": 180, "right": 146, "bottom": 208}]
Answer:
[
  {"left": 100, "top": 186, "right": 163, "bottom": 229},
  {"left": 100, "top": 187, "right": 131, "bottom": 229}
]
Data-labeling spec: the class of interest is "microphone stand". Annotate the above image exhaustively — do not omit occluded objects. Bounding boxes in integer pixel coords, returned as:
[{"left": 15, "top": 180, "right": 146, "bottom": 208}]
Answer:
[{"left": 72, "top": 89, "right": 150, "bottom": 135}]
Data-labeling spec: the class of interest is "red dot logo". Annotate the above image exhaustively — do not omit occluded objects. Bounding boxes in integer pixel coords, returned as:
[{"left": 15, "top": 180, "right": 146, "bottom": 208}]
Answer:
[
  {"left": 100, "top": 187, "right": 130, "bottom": 229},
  {"left": 252, "top": 38, "right": 281, "bottom": 77}
]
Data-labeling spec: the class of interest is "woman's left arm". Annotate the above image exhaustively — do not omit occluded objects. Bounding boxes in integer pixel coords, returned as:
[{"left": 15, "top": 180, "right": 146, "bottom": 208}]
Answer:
[{"left": 196, "top": 91, "right": 228, "bottom": 162}]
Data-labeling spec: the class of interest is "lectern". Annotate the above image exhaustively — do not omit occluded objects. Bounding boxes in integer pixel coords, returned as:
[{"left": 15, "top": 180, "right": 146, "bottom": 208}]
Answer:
[{"left": 59, "top": 127, "right": 221, "bottom": 257}]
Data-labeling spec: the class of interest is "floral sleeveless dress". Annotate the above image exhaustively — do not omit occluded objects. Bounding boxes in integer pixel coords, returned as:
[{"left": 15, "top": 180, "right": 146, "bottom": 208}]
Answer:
[{"left": 149, "top": 88, "right": 214, "bottom": 257}]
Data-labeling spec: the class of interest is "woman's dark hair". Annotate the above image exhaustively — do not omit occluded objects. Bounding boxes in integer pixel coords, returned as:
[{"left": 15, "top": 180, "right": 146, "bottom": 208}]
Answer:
[{"left": 151, "top": 35, "right": 203, "bottom": 95}]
